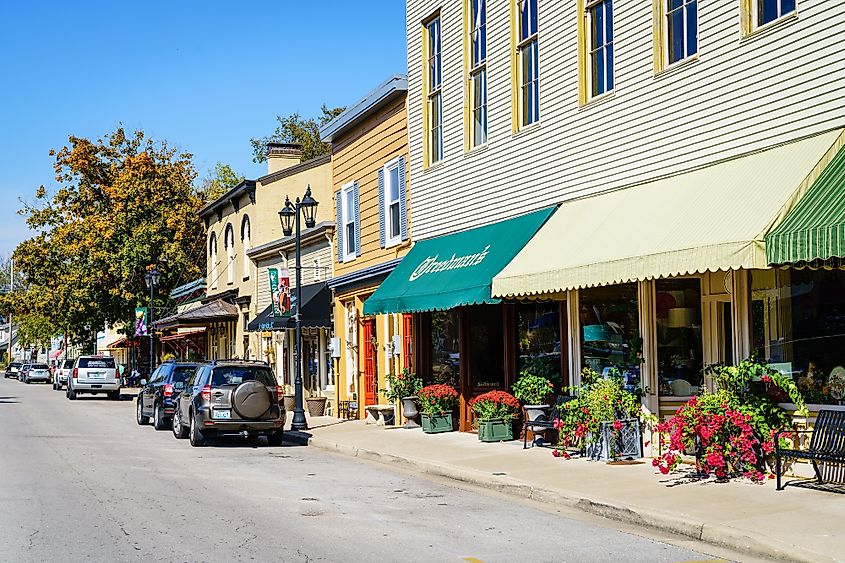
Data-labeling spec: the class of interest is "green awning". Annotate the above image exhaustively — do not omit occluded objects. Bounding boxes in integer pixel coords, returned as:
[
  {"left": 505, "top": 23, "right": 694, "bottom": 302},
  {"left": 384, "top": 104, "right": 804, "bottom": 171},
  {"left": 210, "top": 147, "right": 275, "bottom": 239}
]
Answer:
[
  {"left": 767, "top": 133, "right": 845, "bottom": 265},
  {"left": 362, "top": 207, "right": 556, "bottom": 315}
]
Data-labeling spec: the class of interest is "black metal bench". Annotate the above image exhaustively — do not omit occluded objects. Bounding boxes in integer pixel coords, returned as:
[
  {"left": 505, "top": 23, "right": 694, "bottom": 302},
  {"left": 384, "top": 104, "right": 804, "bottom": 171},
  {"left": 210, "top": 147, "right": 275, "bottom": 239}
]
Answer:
[
  {"left": 776, "top": 409, "right": 845, "bottom": 491},
  {"left": 523, "top": 395, "right": 575, "bottom": 449}
]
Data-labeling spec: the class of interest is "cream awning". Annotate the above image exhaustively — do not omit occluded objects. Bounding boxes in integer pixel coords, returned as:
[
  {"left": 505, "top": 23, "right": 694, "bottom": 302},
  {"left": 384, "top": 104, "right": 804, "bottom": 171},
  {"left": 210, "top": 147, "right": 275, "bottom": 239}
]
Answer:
[{"left": 493, "top": 129, "right": 844, "bottom": 298}]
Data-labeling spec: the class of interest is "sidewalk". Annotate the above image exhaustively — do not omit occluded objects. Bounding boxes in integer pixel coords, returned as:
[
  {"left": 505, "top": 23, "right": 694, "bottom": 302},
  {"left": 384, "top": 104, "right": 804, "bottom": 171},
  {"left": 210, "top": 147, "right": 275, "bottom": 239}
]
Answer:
[{"left": 289, "top": 419, "right": 844, "bottom": 563}]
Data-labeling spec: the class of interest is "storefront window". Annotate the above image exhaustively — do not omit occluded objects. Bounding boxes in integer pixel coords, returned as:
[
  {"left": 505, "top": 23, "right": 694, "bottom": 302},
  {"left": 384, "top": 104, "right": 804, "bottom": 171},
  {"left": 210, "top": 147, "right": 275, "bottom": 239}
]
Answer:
[
  {"left": 655, "top": 279, "right": 703, "bottom": 397},
  {"left": 579, "top": 283, "right": 641, "bottom": 392},
  {"left": 467, "top": 306, "right": 504, "bottom": 389},
  {"left": 751, "top": 268, "right": 845, "bottom": 406},
  {"left": 516, "top": 302, "right": 561, "bottom": 384},
  {"left": 430, "top": 310, "right": 460, "bottom": 389}
]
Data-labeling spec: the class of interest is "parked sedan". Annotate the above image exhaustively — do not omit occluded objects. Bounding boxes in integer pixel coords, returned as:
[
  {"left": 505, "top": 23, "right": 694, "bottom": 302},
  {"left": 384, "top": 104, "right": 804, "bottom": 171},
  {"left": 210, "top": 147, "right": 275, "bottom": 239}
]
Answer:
[
  {"left": 4, "top": 362, "right": 22, "bottom": 378},
  {"left": 23, "top": 363, "right": 51, "bottom": 384},
  {"left": 136, "top": 361, "right": 199, "bottom": 430}
]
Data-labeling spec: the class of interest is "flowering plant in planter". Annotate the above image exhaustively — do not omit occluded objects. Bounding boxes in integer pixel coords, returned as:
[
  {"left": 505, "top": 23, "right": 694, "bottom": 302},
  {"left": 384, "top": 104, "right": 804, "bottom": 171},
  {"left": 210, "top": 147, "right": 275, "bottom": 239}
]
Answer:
[
  {"left": 382, "top": 368, "right": 422, "bottom": 403},
  {"left": 512, "top": 372, "right": 554, "bottom": 405},
  {"left": 417, "top": 384, "right": 459, "bottom": 416},
  {"left": 469, "top": 391, "right": 521, "bottom": 421}
]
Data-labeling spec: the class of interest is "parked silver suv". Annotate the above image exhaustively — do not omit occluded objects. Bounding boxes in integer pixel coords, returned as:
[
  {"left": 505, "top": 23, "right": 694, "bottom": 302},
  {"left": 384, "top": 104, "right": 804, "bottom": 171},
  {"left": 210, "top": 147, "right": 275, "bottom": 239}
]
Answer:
[
  {"left": 67, "top": 356, "right": 121, "bottom": 400},
  {"left": 172, "top": 361, "right": 285, "bottom": 447}
]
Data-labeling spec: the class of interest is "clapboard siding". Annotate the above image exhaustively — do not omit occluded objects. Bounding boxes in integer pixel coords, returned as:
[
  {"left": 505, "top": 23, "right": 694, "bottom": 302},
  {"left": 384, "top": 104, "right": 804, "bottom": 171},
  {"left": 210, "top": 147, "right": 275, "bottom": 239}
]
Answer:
[
  {"left": 332, "top": 94, "right": 412, "bottom": 276},
  {"left": 255, "top": 242, "right": 333, "bottom": 312},
  {"left": 406, "top": 0, "right": 845, "bottom": 240}
]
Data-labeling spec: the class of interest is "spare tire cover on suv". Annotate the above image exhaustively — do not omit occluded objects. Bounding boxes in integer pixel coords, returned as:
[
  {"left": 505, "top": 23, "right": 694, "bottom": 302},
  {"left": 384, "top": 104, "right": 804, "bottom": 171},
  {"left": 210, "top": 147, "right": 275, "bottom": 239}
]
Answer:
[{"left": 231, "top": 380, "right": 272, "bottom": 420}]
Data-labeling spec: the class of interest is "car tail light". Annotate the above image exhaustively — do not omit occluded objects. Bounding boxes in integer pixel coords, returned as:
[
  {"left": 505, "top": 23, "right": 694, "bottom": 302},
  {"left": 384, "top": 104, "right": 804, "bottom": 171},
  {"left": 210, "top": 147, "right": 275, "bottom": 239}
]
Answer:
[
  {"left": 73, "top": 368, "right": 78, "bottom": 379},
  {"left": 276, "top": 386, "right": 284, "bottom": 402},
  {"left": 201, "top": 385, "right": 211, "bottom": 401},
  {"left": 164, "top": 383, "right": 173, "bottom": 398}
]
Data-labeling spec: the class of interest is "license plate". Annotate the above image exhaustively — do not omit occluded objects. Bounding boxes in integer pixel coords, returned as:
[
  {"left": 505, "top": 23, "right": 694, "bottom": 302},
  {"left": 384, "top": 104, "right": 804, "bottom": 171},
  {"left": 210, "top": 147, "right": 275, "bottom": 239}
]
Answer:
[
  {"left": 89, "top": 372, "right": 105, "bottom": 379},
  {"left": 213, "top": 410, "right": 231, "bottom": 420}
]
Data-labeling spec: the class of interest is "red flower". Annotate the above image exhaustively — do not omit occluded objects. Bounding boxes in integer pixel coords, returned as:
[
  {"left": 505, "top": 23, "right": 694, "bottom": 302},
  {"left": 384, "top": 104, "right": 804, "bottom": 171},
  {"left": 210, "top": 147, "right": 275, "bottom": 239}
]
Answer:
[
  {"left": 552, "top": 449, "right": 562, "bottom": 458},
  {"left": 761, "top": 374, "right": 772, "bottom": 384},
  {"left": 612, "top": 420, "right": 623, "bottom": 431}
]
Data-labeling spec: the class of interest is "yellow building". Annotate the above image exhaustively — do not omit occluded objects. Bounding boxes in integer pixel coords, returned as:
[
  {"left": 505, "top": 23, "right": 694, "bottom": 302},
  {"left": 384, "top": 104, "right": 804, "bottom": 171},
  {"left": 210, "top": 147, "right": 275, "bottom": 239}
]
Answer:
[{"left": 320, "top": 76, "right": 413, "bottom": 420}]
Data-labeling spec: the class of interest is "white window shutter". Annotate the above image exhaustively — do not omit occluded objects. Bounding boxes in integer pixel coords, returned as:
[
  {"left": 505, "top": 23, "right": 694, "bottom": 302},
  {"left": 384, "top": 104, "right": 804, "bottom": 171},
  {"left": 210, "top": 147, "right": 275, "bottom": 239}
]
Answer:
[
  {"left": 335, "top": 191, "right": 343, "bottom": 263},
  {"left": 353, "top": 181, "right": 362, "bottom": 257},
  {"left": 378, "top": 167, "right": 386, "bottom": 248},
  {"left": 398, "top": 156, "right": 408, "bottom": 241}
]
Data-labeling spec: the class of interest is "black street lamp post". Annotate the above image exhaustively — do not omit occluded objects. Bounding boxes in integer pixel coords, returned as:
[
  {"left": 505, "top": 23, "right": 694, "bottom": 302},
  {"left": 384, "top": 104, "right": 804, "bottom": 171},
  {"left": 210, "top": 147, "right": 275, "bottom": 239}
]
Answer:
[
  {"left": 144, "top": 267, "right": 160, "bottom": 377},
  {"left": 278, "top": 185, "right": 318, "bottom": 431}
]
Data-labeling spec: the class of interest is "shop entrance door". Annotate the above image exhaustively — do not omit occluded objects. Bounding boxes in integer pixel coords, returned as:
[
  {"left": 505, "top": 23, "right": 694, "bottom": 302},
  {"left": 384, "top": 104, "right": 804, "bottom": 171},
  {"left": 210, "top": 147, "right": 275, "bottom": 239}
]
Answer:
[{"left": 363, "top": 320, "right": 376, "bottom": 406}]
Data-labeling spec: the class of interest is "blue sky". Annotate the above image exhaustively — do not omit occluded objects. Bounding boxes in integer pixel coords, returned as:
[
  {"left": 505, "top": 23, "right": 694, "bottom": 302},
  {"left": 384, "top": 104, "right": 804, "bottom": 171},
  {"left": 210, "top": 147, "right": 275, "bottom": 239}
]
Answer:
[{"left": 0, "top": 1, "right": 407, "bottom": 255}]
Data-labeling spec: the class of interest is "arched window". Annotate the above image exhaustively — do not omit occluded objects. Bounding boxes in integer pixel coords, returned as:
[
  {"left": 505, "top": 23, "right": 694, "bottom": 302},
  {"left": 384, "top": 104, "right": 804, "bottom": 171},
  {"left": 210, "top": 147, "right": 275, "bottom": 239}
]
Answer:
[
  {"left": 224, "top": 223, "right": 235, "bottom": 285},
  {"left": 209, "top": 233, "right": 218, "bottom": 289},
  {"left": 241, "top": 215, "right": 251, "bottom": 279}
]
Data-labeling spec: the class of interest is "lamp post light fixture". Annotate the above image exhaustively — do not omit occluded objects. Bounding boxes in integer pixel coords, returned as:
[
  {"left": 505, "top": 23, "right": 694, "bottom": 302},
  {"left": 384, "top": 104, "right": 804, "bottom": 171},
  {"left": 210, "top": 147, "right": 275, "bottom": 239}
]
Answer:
[
  {"left": 144, "top": 267, "right": 161, "bottom": 377},
  {"left": 278, "top": 185, "right": 318, "bottom": 431}
]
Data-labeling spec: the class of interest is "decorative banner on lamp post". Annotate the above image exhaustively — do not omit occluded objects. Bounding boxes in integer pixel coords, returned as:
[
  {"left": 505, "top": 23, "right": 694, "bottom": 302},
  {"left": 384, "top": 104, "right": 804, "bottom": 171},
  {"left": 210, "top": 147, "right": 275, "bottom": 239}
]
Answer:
[
  {"left": 268, "top": 268, "right": 292, "bottom": 318},
  {"left": 134, "top": 307, "right": 148, "bottom": 336}
]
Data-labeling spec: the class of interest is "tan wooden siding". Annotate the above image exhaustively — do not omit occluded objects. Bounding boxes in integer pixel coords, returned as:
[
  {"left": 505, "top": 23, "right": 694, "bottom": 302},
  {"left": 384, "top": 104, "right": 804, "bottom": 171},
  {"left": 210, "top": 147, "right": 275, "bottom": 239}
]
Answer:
[
  {"left": 406, "top": 0, "right": 845, "bottom": 241},
  {"left": 332, "top": 95, "right": 412, "bottom": 277}
]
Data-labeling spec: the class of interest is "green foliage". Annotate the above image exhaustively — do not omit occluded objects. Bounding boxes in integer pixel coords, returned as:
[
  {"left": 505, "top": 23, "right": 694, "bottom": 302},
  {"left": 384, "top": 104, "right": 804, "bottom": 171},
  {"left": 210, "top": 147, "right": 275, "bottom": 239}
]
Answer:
[
  {"left": 382, "top": 368, "right": 422, "bottom": 402},
  {"left": 199, "top": 162, "right": 244, "bottom": 203},
  {"left": 250, "top": 105, "right": 345, "bottom": 163},
  {"left": 14, "top": 312, "right": 57, "bottom": 349},
  {"left": 512, "top": 373, "right": 554, "bottom": 404}
]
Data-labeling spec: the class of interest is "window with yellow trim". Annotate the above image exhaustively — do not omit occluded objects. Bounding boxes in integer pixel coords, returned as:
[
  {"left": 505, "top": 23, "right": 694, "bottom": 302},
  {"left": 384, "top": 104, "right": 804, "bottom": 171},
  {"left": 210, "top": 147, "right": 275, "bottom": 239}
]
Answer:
[
  {"left": 655, "top": 0, "right": 698, "bottom": 72},
  {"left": 425, "top": 16, "right": 443, "bottom": 165},
  {"left": 746, "top": 0, "right": 796, "bottom": 32},
  {"left": 468, "top": 0, "right": 487, "bottom": 147},
  {"left": 585, "top": 0, "right": 614, "bottom": 99},
  {"left": 516, "top": 0, "right": 539, "bottom": 128}
]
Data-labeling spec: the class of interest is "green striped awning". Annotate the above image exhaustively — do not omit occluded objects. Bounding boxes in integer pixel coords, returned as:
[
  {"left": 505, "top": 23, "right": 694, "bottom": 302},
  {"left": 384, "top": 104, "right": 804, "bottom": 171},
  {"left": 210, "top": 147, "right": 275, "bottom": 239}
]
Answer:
[{"left": 767, "top": 134, "right": 845, "bottom": 265}]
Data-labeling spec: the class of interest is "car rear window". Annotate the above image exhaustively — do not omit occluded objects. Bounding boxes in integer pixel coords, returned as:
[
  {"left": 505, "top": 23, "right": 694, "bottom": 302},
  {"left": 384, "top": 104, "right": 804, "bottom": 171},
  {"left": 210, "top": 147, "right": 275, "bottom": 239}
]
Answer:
[
  {"left": 63, "top": 360, "right": 75, "bottom": 368},
  {"left": 211, "top": 366, "right": 276, "bottom": 387},
  {"left": 10, "top": 363, "right": 21, "bottom": 368},
  {"left": 79, "top": 358, "right": 116, "bottom": 369},
  {"left": 172, "top": 366, "right": 196, "bottom": 383},
  {"left": 32, "top": 364, "right": 49, "bottom": 369}
]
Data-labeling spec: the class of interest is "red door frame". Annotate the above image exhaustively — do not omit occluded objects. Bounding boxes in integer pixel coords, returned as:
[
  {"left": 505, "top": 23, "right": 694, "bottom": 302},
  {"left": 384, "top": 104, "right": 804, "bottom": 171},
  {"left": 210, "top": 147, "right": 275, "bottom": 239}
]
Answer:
[{"left": 363, "top": 319, "right": 376, "bottom": 406}]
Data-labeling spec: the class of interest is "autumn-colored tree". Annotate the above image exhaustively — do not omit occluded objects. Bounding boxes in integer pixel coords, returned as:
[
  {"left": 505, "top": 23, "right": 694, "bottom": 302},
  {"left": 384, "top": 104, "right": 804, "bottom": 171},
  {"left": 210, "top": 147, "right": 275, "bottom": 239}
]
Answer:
[
  {"left": 199, "top": 162, "right": 244, "bottom": 203},
  {"left": 11, "top": 128, "right": 205, "bottom": 342},
  {"left": 250, "top": 105, "right": 345, "bottom": 163}
]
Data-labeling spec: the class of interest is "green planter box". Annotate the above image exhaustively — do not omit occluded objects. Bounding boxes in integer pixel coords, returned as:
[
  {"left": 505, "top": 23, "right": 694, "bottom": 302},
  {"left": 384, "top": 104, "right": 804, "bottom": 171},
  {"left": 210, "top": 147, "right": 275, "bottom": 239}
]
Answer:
[
  {"left": 421, "top": 412, "right": 454, "bottom": 434},
  {"left": 477, "top": 418, "right": 513, "bottom": 442}
]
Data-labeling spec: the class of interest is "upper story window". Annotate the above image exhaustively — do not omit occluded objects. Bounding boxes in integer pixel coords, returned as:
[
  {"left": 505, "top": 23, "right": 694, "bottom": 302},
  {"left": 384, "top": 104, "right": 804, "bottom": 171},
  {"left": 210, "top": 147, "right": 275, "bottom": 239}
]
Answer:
[
  {"left": 336, "top": 181, "right": 360, "bottom": 263},
  {"left": 379, "top": 156, "right": 408, "bottom": 248},
  {"left": 241, "top": 215, "right": 251, "bottom": 280},
  {"left": 666, "top": 0, "right": 698, "bottom": 66},
  {"left": 468, "top": 0, "right": 487, "bottom": 147},
  {"left": 756, "top": 0, "right": 796, "bottom": 27},
  {"left": 224, "top": 223, "right": 235, "bottom": 285},
  {"left": 516, "top": 0, "right": 539, "bottom": 128},
  {"left": 584, "top": 0, "right": 614, "bottom": 100},
  {"left": 424, "top": 15, "right": 443, "bottom": 166},
  {"left": 209, "top": 233, "right": 218, "bottom": 289}
]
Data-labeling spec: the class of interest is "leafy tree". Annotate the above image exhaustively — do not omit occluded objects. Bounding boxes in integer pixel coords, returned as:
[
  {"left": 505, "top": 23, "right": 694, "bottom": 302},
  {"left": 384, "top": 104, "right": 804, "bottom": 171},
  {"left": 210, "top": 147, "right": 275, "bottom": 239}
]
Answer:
[
  {"left": 250, "top": 105, "right": 345, "bottom": 163},
  {"left": 199, "top": 162, "right": 244, "bottom": 203},
  {"left": 11, "top": 127, "right": 205, "bottom": 342}
]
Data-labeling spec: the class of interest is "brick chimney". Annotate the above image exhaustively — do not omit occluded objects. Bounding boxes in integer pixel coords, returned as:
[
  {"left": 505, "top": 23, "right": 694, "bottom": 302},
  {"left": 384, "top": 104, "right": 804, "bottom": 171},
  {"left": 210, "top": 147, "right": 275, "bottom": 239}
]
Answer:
[{"left": 266, "top": 143, "right": 303, "bottom": 175}]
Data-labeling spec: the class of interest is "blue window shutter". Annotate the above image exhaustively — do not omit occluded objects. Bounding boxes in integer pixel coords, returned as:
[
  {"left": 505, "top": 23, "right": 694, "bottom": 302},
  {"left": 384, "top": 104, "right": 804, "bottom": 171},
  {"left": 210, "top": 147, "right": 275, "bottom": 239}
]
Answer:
[
  {"left": 378, "top": 167, "right": 386, "bottom": 248},
  {"left": 398, "top": 156, "right": 408, "bottom": 241},
  {"left": 335, "top": 191, "right": 343, "bottom": 263},
  {"left": 353, "top": 181, "right": 362, "bottom": 257}
]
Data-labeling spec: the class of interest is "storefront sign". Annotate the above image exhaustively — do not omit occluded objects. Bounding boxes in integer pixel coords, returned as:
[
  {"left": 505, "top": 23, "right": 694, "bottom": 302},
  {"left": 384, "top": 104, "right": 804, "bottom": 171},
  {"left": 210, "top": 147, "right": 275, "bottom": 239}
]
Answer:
[
  {"left": 409, "top": 245, "right": 491, "bottom": 282},
  {"left": 134, "top": 307, "right": 148, "bottom": 336}
]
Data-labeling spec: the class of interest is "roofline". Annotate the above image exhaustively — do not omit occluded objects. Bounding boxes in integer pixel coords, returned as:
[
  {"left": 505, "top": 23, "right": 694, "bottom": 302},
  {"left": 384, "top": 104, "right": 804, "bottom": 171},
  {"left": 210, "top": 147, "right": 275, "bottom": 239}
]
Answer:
[
  {"left": 199, "top": 179, "right": 257, "bottom": 219},
  {"left": 327, "top": 258, "right": 403, "bottom": 292},
  {"left": 319, "top": 75, "right": 408, "bottom": 143},
  {"left": 170, "top": 278, "right": 206, "bottom": 299},
  {"left": 256, "top": 153, "right": 331, "bottom": 186},
  {"left": 247, "top": 221, "right": 335, "bottom": 259}
]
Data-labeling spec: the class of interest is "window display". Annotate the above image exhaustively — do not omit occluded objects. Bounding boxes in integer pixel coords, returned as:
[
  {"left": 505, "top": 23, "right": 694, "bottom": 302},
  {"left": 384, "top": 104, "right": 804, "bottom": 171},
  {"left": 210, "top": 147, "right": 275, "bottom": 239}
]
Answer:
[
  {"left": 579, "top": 283, "right": 641, "bottom": 391},
  {"left": 656, "top": 279, "right": 703, "bottom": 397},
  {"left": 467, "top": 306, "right": 504, "bottom": 389},
  {"left": 430, "top": 310, "right": 460, "bottom": 389},
  {"left": 516, "top": 302, "right": 561, "bottom": 384},
  {"left": 751, "top": 268, "right": 845, "bottom": 405}
]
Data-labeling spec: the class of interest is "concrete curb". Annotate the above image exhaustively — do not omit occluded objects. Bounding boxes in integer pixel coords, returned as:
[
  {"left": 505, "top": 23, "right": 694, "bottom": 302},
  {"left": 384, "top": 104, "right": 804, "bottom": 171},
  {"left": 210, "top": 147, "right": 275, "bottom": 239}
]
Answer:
[{"left": 294, "top": 433, "right": 836, "bottom": 563}]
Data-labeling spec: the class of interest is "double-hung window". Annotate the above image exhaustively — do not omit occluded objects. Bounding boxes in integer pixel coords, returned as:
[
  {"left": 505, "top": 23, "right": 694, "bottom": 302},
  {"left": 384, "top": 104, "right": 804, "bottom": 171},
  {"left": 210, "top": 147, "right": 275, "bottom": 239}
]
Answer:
[
  {"left": 342, "top": 185, "right": 356, "bottom": 262},
  {"left": 755, "top": 0, "right": 796, "bottom": 28},
  {"left": 665, "top": 0, "right": 697, "bottom": 66},
  {"left": 586, "top": 0, "right": 613, "bottom": 98},
  {"left": 516, "top": 0, "right": 539, "bottom": 128},
  {"left": 386, "top": 161, "right": 402, "bottom": 246},
  {"left": 425, "top": 16, "right": 443, "bottom": 165},
  {"left": 469, "top": 0, "right": 487, "bottom": 147}
]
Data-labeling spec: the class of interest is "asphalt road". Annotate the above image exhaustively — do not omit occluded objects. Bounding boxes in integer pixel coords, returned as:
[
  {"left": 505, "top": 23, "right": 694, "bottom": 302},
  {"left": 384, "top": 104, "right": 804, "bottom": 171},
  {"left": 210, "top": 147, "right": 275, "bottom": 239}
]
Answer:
[{"left": 0, "top": 378, "right": 732, "bottom": 563}]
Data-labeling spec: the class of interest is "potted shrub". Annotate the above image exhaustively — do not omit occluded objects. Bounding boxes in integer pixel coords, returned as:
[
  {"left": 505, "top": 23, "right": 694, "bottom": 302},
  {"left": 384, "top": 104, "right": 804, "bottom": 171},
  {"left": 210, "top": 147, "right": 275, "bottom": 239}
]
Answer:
[
  {"left": 469, "top": 390, "right": 521, "bottom": 442},
  {"left": 553, "top": 370, "right": 650, "bottom": 462},
  {"left": 417, "top": 384, "right": 458, "bottom": 434},
  {"left": 306, "top": 396, "right": 328, "bottom": 416},
  {"left": 383, "top": 368, "right": 423, "bottom": 429},
  {"left": 512, "top": 372, "right": 554, "bottom": 443}
]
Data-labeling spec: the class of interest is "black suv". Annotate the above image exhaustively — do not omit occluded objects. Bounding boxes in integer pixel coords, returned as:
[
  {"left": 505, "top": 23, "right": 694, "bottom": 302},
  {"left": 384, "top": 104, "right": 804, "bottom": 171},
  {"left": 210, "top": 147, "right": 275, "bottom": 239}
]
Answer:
[
  {"left": 136, "top": 361, "right": 199, "bottom": 430},
  {"left": 172, "top": 360, "right": 286, "bottom": 447}
]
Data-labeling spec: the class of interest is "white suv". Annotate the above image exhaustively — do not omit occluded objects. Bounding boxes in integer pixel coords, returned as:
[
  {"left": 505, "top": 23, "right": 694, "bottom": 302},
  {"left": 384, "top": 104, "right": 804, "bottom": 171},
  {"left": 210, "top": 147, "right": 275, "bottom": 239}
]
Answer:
[
  {"left": 67, "top": 356, "right": 121, "bottom": 400},
  {"left": 53, "top": 359, "right": 75, "bottom": 391}
]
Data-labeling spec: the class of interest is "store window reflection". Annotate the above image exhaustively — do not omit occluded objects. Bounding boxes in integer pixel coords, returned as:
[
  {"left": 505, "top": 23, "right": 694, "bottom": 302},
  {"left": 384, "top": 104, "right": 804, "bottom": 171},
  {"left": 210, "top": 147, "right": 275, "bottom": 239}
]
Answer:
[
  {"left": 468, "top": 306, "right": 504, "bottom": 389},
  {"left": 516, "top": 302, "right": 561, "bottom": 384},
  {"left": 751, "top": 269, "right": 845, "bottom": 406},
  {"left": 430, "top": 310, "right": 460, "bottom": 390},
  {"left": 579, "top": 283, "right": 641, "bottom": 391},
  {"left": 656, "top": 279, "right": 703, "bottom": 397}
]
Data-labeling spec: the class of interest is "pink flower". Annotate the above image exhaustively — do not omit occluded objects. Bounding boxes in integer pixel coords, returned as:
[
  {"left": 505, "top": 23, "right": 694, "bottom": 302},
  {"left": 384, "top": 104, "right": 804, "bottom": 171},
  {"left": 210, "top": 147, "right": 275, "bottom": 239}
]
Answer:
[
  {"left": 562, "top": 451, "right": 571, "bottom": 460},
  {"left": 553, "top": 418, "right": 564, "bottom": 430},
  {"left": 761, "top": 374, "right": 772, "bottom": 384},
  {"left": 612, "top": 420, "right": 623, "bottom": 431},
  {"left": 552, "top": 449, "right": 562, "bottom": 458}
]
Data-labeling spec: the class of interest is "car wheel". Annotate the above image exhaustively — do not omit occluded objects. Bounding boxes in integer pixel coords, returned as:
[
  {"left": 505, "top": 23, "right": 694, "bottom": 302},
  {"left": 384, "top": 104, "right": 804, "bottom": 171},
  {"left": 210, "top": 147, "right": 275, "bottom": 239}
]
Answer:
[
  {"left": 267, "top": 430, "right": 284, "bottom": 447},
  {"left": 136, "top": 398, "right": 149, "bottom": 425},
  {"left": 67, "top": 383, "right": 77, "bottom": 400},
  {"left": 153, "top": 403, "right": 168, "bottom": 430},
  {"left": 172, "top": 408, "right": 187, "bottom": 439},
  {"left": 189, "top": 412, "right": 205, "bottom": 447}
]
